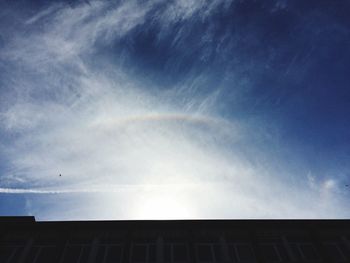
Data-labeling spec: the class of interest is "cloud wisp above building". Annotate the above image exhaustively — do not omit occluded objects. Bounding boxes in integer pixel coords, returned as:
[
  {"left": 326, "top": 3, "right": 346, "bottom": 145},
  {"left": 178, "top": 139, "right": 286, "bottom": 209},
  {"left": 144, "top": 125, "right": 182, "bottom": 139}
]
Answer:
[{"left": 0, "top": 0, "right": 350, "bottom": 220}]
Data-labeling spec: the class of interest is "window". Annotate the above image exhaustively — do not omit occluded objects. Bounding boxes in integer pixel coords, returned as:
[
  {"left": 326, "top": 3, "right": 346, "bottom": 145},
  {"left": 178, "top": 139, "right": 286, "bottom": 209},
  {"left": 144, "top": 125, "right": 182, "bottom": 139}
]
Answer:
[
  {"left": 0, "top": 237, "right": 27, "bottom": 263},
  {"left": 195, "top": 242, "right": 222, "bottom": 263},
  {"left": 164, "top": 242, "right": 188, "bottom": 263},
  {"left": 259, "top": 243, "right": 282, "bottom": 262},
  {"left": 131, "top": 242, "right": 156, "bottom": 263},
  {"left": 323, "top": 242, "right": 347, "bottom": 262},
  {"left": 60, "top": 241, "right": 90, "bottom": 263},
  {"left": 228, "top": 242, "right": 255, "bottom": 263},
  {"left": 0, "top": 245, "right": 24, "bottom": 263},
  {"left": 299, "top": 243, "right": 320, "bottom": 261},
  {"left": 290, "top": 242, "right": 321, "bottom": 262},
  {"left": 97, "top": 243, "right": 124, "bottom": 263},
  {"left": 25, "top": 245, "right": 58, "bottom": 263}
]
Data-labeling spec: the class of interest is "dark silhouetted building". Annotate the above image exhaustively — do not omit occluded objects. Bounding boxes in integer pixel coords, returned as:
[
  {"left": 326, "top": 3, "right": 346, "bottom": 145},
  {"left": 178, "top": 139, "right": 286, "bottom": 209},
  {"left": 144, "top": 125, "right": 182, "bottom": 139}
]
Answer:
[{"left": 1, "top": 217, "right": 350, "bottom": 262}]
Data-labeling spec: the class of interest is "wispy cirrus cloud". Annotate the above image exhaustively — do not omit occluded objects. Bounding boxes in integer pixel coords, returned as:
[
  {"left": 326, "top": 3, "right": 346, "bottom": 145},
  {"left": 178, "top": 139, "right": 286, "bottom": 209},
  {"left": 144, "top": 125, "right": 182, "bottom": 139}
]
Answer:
[{"left": 0, "top": 0, "right": 349, "bottom": 220}]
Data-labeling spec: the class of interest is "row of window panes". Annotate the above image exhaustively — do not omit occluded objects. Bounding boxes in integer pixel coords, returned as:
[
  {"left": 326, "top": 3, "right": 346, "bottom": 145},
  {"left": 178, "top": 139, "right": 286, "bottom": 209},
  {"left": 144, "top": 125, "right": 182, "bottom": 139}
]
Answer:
[
  {"left": 25, "top": 245, "right": 58, "bottom": 263},
  {"left": 0, "top": 245, "right": 23, "bottom": 263},
  {"left": 323, "top": 242, "right": 348, "bottom": 262},
  {"left": 1, "top": 240, "right": 348, "bottom": 263},
  {"left": 60, "top": 244, "right": 90, "bottom": 263}
]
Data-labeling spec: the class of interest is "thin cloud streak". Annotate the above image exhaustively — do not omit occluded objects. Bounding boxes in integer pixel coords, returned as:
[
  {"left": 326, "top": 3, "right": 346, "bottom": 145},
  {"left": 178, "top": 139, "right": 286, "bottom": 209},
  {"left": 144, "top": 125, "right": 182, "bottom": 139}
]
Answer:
[{"left": 0, "top": 183, "right": 199, "bottom": 194}]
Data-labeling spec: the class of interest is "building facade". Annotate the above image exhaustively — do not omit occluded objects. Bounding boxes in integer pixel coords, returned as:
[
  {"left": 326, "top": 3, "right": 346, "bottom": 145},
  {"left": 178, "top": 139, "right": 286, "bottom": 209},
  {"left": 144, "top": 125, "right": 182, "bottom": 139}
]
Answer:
[{"left": 1, "top": 217, "right": 350, "bottom": 263}]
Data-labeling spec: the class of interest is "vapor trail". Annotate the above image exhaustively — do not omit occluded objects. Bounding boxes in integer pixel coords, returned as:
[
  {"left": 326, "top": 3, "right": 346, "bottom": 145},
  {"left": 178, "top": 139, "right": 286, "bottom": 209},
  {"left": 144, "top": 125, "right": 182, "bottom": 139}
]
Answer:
[
  {"left": 0, "top": 184, "right": 198, "bottom": 194},
  {"left": 0, "top": 188, "right": 106, "bottom": 194}
]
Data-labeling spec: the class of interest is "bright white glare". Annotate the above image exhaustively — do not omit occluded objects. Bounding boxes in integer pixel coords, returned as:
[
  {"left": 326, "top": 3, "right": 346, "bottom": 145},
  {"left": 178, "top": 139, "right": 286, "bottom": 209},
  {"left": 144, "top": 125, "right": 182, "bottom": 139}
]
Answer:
[{"left": 131, "top": 188, "right": 196, "bottom": 219}]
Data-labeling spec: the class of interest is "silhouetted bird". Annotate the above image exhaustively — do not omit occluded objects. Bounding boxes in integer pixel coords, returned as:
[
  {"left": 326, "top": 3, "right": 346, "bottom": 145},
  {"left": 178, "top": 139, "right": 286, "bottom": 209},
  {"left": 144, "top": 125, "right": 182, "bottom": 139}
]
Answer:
[{"left": 59, "top": 174, "right": 62, "bottom": 177}]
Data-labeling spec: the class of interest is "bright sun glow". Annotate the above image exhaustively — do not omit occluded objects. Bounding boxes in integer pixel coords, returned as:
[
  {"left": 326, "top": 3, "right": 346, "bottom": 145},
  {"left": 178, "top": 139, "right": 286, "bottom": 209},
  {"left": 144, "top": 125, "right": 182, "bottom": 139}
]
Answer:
[{"left": 132, "top": 192, "right": 195, "bottom": 219}]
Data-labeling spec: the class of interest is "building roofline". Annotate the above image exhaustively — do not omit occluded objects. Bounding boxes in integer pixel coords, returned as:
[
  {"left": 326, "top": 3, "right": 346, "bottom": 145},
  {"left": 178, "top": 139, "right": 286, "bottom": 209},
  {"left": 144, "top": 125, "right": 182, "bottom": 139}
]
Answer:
[
  {"left": 0, "top": 216, "right": 35, "bottom": 223},
  {"left": 1, "top": 216, "right": 350, "bottom": 228}
]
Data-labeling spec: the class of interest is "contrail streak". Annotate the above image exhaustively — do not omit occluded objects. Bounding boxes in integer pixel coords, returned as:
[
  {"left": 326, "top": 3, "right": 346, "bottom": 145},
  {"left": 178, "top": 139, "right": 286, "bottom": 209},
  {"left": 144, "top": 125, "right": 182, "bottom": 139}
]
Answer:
[
  {"left": 0, "top": 184, "right": 199, "bottom": 194},
  {"left": 0, "top": 188, "right": 104, "bottom": 194}
]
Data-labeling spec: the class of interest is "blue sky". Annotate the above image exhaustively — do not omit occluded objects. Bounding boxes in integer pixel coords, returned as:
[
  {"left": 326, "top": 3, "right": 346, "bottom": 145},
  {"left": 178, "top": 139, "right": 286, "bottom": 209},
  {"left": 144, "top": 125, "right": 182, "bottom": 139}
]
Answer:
[{"left": 0, "top": 0, "right": 350, "bottom": 220}]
